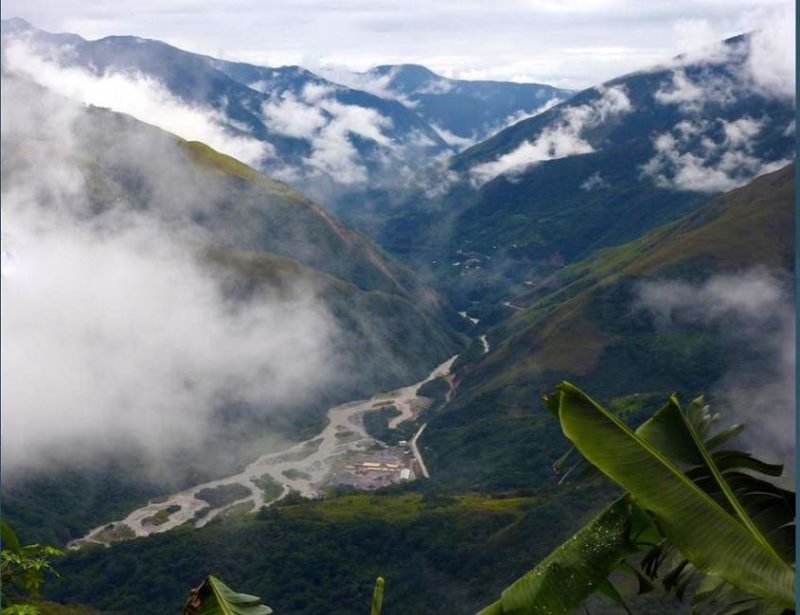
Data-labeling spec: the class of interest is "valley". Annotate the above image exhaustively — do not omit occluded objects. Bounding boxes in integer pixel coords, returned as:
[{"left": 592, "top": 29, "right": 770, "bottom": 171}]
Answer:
[
  {"left": 71, "top": 354, "right": 459, "bottom": 548},
  {"left": 0, "top": 9, "right": 794, "bottom": 615}
]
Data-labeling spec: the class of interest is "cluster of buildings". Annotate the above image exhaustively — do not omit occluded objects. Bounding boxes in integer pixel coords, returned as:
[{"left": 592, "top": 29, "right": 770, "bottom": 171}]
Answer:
[{"left": 328, "top": 447, "right": 417, "bottom": 490}]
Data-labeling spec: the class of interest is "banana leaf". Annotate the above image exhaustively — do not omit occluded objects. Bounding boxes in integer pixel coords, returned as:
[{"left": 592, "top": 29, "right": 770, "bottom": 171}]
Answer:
[
  {"left": 1, "top": 522, "right": 20, "bottom": 555},
  {"left": 637, "top": 396, "right": 794, "bottom": 559},
  {"left": 475, "top": 497, "right": 643, "bottom": 614},
  {"left": 183, "top": 575, "right": 272, "bottom": 615},
  {"left": 556, "top": 382, "right": 795, "bottom": 608}
]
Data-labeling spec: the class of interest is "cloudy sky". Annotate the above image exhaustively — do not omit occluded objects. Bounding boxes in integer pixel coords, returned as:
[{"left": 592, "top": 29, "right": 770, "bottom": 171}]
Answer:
[{"left": 2, "top": 0, "right": 794, "bottom": 89}]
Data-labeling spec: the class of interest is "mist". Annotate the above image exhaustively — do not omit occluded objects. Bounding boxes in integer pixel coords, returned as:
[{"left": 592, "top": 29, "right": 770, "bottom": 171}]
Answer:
[
  {"left": 635, "top": 269, "right": 795, "bottom": 472},
  {"left": 1, "top": 77, "right": 341, "bottom": 477}
]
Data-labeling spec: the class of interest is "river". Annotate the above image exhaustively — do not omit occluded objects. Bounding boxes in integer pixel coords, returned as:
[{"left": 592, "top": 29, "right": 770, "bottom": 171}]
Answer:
[{"left": 71, "top": 354, "right": 458, "bottom": 548}]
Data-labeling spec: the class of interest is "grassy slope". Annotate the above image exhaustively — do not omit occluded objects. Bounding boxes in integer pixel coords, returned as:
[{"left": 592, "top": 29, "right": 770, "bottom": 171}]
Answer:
[{"left": 422, "top": 164, "right": 794, "bottom": 489}]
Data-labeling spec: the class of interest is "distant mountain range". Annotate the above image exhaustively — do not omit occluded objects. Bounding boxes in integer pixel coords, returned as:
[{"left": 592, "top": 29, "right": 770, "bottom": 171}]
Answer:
[
  {"left": 380, "top": 33, "right": 795, "bottom": 307},
  {"left": 321, "top": 63, "right": 572, "bottom": 147},
  {"left": 0, "top": 18, "right": 571, "bottom": 216}
]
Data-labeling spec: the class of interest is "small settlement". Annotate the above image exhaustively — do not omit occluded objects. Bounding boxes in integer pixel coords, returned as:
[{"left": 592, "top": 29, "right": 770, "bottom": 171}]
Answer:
[{"left": 328, "top": 444, "right": 418, "bottom": 490}]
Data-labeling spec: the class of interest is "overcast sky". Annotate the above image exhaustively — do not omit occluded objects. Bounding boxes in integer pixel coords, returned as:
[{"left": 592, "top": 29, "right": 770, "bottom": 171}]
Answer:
[{"left": 2, "top": 0, "right": 794, "bottom": 89}]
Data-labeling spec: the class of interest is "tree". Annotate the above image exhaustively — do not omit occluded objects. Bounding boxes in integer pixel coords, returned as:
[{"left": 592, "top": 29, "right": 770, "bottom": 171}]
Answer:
[{"left": 1, "top": 521, "right": 63, "bottom": 614}]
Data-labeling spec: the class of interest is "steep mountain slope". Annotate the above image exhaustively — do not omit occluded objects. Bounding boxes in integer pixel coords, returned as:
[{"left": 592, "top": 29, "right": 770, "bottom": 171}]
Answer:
[
  {"left": 328, "top": 64, "right": 572, "bottom": 147},
  {"left": 420, "top": 163, "right": 794, "bottom": 490},
  {"left": 381, "top": 34, "right": 794, "bottom": 306},
  {"left": 1, "top": 76, "right": 461, "bottom": 543}
]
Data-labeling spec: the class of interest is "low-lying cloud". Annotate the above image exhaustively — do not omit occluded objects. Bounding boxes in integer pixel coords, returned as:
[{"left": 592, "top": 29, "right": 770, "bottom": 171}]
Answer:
[
  {"left": 261, "top": 86, "right": 396, "bottom": 185},
  {"left": 635, "top": 269, "right": 795, "bottom": 471},
  {"left": 470, "top": 85, "right": 631, "bottom": 185},
  {"left": 641, "top": 116, "right": 788, "bottom": 192},
  {"left": 3, "top": 38, "right": 272, "bottom": 167},
  {"left": 314, "top": 65, "right": 418, "bottom": 108},
  {"left": 1, "top": 77, "right": 339, "bottom": 476}
]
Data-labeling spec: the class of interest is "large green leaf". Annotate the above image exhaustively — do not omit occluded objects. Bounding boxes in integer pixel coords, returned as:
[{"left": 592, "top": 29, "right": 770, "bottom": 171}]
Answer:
[
  {"left": 183, "top": 575, "right": 272, "bottom": 615},
  {"left": 1, "top": 522, "right": 21, "bottom": 556},
  {"left": 556, "top": 382, "right": 795, "bottom": 608},
  {"left": 637, "top": 397, "right": 793, "bottom": 560},
  {"left": 476, "top": 497, "right": 641, "bottom": 615}
]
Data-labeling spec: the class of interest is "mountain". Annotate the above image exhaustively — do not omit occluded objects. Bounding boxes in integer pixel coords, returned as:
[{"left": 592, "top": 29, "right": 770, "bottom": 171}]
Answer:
[
  {"left": 380, "top": 33, "right": 795, "bottom": 308},
  {"left": 420, "top": 163, "right": 794, "bottom": 490},
  {"left": 0, "top": 18, "right": 449, "bottom": 205},
  {"left": 0, "top": 19, "right": 571, "bottom": 229},
  {"left": 1, "top": 75, "right": 462, "bottom": 543},
  {"left": 326, "top": 64, "right": 573, "bottom": 147}
]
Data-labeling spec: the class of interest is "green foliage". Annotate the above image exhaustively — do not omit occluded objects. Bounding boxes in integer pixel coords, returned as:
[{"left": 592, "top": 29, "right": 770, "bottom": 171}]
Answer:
[
  {"left": 195, "top": 486, "right": 252, "bottom": 510},
  {"left": 370, "top": 577, "right": 384, "bottom": 615},
  {"left": 362, "top": 406, "right": 402, "bottom": 443},
  {"left": 479, "top": 384, "right": 796, "bottom": 613},
  {"left": 2, "top": 522, "right": 21, "bottom": 554},
  {"left": 424, "top": 164, "right": 794, "bottom": 493},
  {"left": 2, "top": 606, "right": 40, "bottom": 615},
  {"left": 142, "top": 505, "right": 182, "bottom": 527},
  {"left": 183, "top": 575, "right": 272, "bottom": 615},
  {"left": 416, "top": 376, "right": 451, "bottom": 404},
  {"left": 476, "top": 497, "right": 647, "bottom": 615},
  {"left": 1, "top": 523, "right": 62, "bottom": 613},
  {"left": 279, "top": 470, "right": 310, "bottom": 482},
  {"left": 1, "top": 545, "right": 63, "bottom": 599},
  {"left": 251, "top": 476, "right": 283, "bottom": 503},
  {"left": 556, "top": 382, "right": 794, "bottom": 607},
  {"left": 46, "top": 487, "right": 606, "bottom": 614}
]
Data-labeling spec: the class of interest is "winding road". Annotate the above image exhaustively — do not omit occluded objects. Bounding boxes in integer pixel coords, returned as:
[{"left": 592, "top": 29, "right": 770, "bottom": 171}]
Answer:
[{"left": 410, "top": 423, "right": 430, "bottom": 478}]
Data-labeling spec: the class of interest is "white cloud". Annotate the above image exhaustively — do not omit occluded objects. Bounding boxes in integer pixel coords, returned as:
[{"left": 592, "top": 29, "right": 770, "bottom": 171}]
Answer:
[
  {"left": 314, "top": 65, "right": 417, "bottom": 108},
  {"left": 415, "top": 77, "right": 453, "bottom": 95},
  {"left": 430, "top": 123, "right": 476, "bottom": 149},
  {"left": 641, "top": 115, "right": 788, "bottom": 193},
  {"left": 260, "top": 87, "right": 397, "bottom": 185},
  {"left": 1, "top": 216, "right": 337, "bottom": 472},
  {"left": 635, "top": 269, "right": 795, "bottom": 470},
  {"left": 672, "top": 17, "right": 719, "bottom": 53},
  {"left": 301, "top": 81, "right": 338, "bottom": 103},
  {"left": 480, "top": 96, "right": 564, "bottom": 139},
  {"left": 722, "top": 115, "right": 763, "bottom": 146},
  {"left": 3, "top": 38, "right": 273, "bottom": 167},
  {"left": 744, "top": 8, "right": 796, "bottom": 99},
  {"left": 470, "top": 85, "right": 631, "bottom": 184},
  {"left": 3, "top": 1, "right": 795, "bottom": 90},
  {"left": 262, "top": 93, "right": 327, "bottom": 139},
  {"left": 656, "top": 11, "right": 795, "bottom": 112},
  {"left": 580, "top": 171, "right": 608, "bottom": 190},
  {"left": 305, "top": 99, "right": 394, "bottom": 184},
  {"left": 1, "top": 77, "right": 339, "bottom": 475},
  {"left": 654, "top": 68, "right": 736, "bottom": 112}
]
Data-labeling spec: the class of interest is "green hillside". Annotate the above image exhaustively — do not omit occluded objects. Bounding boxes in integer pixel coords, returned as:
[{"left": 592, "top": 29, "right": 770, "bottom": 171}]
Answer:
[{"left": 422, "top": 164, "right": 794, "bottom": 489}]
